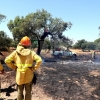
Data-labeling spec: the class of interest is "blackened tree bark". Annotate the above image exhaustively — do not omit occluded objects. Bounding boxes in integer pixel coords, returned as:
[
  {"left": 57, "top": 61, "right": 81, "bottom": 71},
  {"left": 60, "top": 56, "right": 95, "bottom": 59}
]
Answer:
[{"left": 37, "top": 29, "right": 53, "bottom": 55}]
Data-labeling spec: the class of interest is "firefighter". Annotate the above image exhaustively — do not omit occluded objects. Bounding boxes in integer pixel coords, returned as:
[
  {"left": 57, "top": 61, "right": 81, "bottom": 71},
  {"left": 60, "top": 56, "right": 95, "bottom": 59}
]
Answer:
[
  {"left": 92, "top": 50, "right": 95, "bottom": 59},
  {"left": 0, "top": 52, "right": 4, "bottom": 74},
  {"left": 5, "top": 36, "right": 42, "bottom": 100},
  {"left": 0, "top": 63, "right": 4, "bottom": 74},
  {"left": 0, "top": 62, "right": 4, "bottom": 90},
  {"left": 0, "top": 52, "right": 4, "bottom": 90}
]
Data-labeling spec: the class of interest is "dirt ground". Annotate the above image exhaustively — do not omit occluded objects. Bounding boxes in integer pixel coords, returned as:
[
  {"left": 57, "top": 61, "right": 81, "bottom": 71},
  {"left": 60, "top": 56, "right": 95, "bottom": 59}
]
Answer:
[{"left": 1, "top": 50, "right": 100, "bottom": 100}]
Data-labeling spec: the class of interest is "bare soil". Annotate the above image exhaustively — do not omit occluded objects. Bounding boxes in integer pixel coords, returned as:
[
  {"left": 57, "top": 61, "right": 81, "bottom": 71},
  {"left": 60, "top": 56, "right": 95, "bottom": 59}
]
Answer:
[{"left": 0, "top": 50, "right": 100, "bottom": 100}]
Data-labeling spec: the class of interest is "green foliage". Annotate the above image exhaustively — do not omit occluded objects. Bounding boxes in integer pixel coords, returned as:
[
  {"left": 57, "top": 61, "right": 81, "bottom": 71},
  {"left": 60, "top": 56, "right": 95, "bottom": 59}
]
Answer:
[
  {"left": 7, "top": 9, "right": 72, "bottom": 46},
  {"left": 31, "top": 40, "right": 38, "bottom": 48},
  {"left": 93, "top": 38, "right": 100, "bottom": 50},
  {"left": 0, "top": 31, "right": 13, "bottom": 50},
  {"left": 43, "top": 38, "right": 51, "bottom": 49},
  {"left": 81, "top": 42, "right": 96, "bottom": 50},
  {"left": 0, "top": 14, "right": 6, "bottom": 23},
  {"left": 81, "top": 42, "right": 87, "bottom": 49},
  {"left": 11, "top": 40, "right": 18, "bottom": 47},
  {"left": 86, "top": 42, "right": 96, "bottom": 50},
  {"left": 94, "top": 38, "right": 100, "bottom": 43},
  {"left": 72, "top": 39, "right": 96, "bottom": 50},
  {"left": 73, "top": 39, "right": 87, "bottom": 49}
]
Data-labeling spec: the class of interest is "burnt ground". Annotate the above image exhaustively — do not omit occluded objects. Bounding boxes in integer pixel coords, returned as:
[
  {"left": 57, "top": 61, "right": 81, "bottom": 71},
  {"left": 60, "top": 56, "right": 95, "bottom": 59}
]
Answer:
[{"left": 0, "top": 52, "right": 100, "bottom": 100}]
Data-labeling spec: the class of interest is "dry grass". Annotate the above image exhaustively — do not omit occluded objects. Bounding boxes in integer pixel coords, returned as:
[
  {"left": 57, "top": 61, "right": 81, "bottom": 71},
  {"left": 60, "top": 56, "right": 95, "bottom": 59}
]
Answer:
[
  {"left": 70, "top": 49, "right": 100, "bottom": 55},
  {"left": 1, "top": 48, "right": 100, "bottom": 57}
]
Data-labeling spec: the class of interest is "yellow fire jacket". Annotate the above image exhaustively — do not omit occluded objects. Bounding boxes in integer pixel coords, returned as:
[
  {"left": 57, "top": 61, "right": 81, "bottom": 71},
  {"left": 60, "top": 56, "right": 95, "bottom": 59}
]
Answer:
[
  {"left": 5, "top": 45, "right": 42, "bottom": 85},
  {"left": 0, "top": 63, "right": 3, "bottom": 71}
]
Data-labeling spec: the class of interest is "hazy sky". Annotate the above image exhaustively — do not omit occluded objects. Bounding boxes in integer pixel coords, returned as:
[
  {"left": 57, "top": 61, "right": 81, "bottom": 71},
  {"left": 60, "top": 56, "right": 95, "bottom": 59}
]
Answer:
[{"left": 0, "top": 0, "right": 100, "bottom": 43}]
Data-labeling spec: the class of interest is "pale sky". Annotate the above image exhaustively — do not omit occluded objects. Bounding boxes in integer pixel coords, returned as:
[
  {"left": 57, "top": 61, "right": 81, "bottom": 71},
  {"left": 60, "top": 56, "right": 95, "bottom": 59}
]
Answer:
[{"left": 0, "top": 0, "right": 100, "bottom": 43}]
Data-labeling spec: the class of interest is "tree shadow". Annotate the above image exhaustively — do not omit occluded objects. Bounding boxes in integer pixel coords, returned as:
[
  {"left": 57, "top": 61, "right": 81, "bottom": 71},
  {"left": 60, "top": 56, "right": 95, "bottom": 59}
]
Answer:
[{"left": 1, "top": 84, "right": 17, "bottom": 96}]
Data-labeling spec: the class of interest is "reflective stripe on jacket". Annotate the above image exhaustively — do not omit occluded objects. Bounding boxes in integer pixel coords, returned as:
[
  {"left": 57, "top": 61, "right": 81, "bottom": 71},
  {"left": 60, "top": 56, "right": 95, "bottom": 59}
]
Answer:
[{"left": 5, "top": 45, "right": 42, "bottom": 85}]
